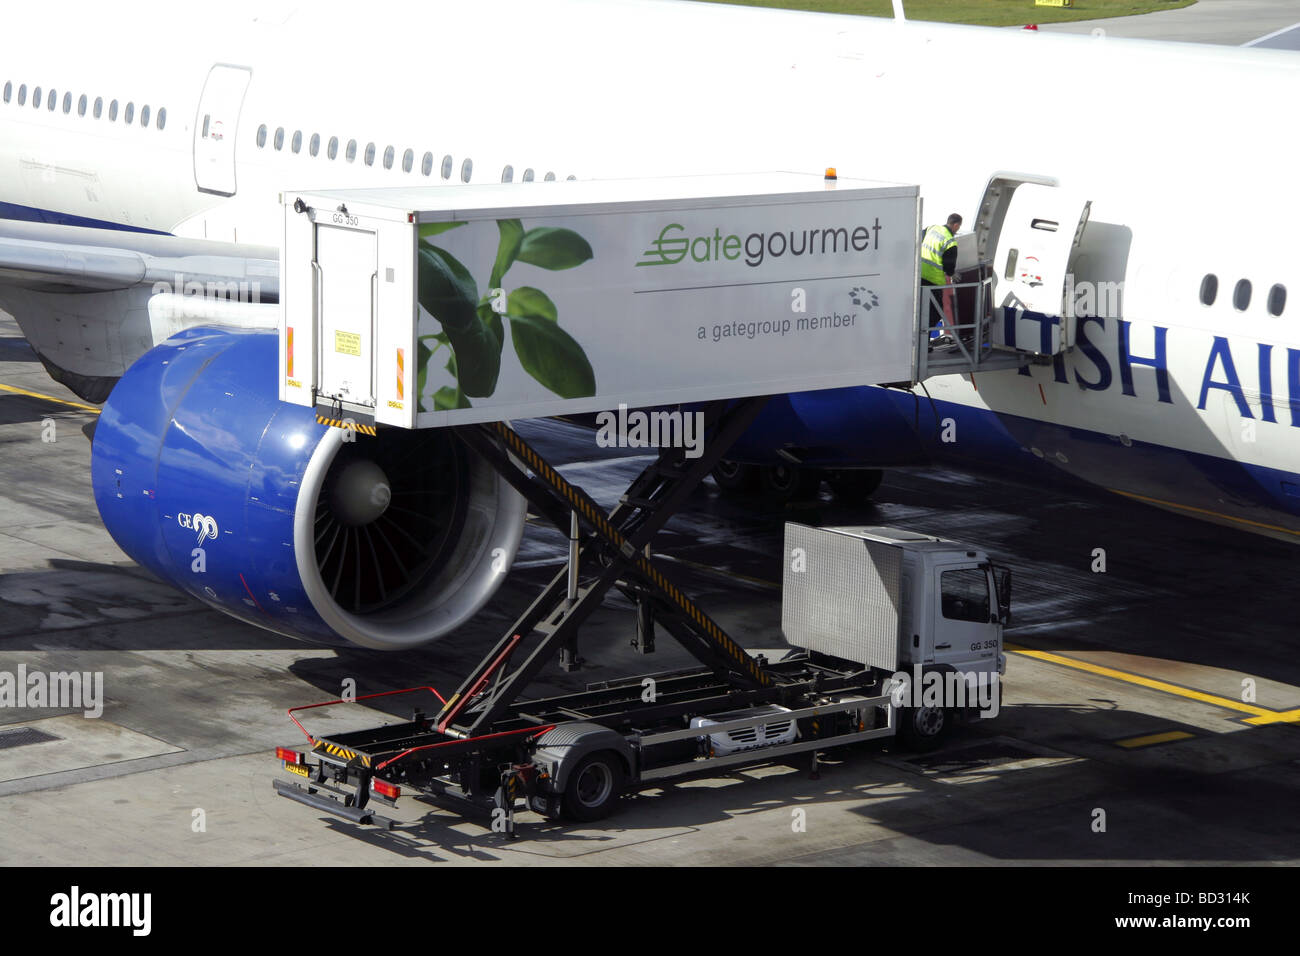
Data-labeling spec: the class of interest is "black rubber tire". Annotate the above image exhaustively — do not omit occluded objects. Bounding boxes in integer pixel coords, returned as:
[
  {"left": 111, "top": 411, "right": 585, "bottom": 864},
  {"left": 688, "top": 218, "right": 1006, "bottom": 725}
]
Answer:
[
  {"left": 758, "top": 464, "right": 822, "bottom": 503},
  {"left": 897, "top": 704, "right": 951, "bottom": 752},
  {"left": 826, "top": 468, "right": 884, "bottom": 502},
  {"left": 711, "top": 460, "right": 759, "bottom": 494},
  {"left": 563, "top": 751, "right": 625, "bottom": 822}
]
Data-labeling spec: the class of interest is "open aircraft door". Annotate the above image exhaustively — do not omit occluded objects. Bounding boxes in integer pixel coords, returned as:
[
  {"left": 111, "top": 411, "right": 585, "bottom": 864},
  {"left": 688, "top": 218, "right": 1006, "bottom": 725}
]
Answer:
[
  {"left": 193, "top": 64, "right": 251, "bottom": 196},
  {"left": 990, "top": 183, "right": 1090, "bottom": 357}
]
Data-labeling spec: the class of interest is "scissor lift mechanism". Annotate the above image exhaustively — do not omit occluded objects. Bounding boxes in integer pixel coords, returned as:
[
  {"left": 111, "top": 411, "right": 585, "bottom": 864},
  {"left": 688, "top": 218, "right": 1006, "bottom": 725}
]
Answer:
[{"left": 274, "top": 397, "right": 899, "bottom": 832}]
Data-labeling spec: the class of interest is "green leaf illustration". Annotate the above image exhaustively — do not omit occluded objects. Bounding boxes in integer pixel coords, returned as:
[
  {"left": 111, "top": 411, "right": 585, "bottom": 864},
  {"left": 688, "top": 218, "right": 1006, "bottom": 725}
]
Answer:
[
  {"left": 490, "top": 219, "right": 524, "bottom": 290},
  {"left": 476, "top": 301, "right": 504, "bottom": 352},
  {"left": 418, "top": 245, "right": 499, "bottom": 397},
  {"left": 508, "top": 313, "right": 596, "bottom": 398},
  {"left": 507, "top": 286, "right": 558, "bottom": 323},
  {"left": 517, "top": 227, "right": 593, "bottom": 270},
  {"left": 434, "top": 386, "right": 470, "bottom": 410},
  {"left": 419, "top": 221, "right": 466, "bottom": 242}
]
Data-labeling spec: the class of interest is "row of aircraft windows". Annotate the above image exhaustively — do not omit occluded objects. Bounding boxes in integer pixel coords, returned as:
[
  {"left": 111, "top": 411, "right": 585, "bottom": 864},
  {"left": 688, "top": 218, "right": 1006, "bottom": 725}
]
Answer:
[
  {"left": 2, "top": 81, "right": 166, "bottom": 130},
  {"left": 1199, "top": 274, "right": 1287, "bottom": 316},
  {"left": 254, "top": 123, "right": 569, "bottom": 184}
]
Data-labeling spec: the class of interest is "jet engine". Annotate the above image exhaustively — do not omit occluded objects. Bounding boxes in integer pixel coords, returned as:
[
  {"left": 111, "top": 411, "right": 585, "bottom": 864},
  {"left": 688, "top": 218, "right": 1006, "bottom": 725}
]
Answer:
[{"left": 90, "top": 327, "right": 525, "bottom": 650}]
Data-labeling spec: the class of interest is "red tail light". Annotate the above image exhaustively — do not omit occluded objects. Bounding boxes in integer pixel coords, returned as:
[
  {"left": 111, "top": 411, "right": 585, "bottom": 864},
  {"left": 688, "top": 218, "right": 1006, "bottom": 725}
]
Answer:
[
  {"left": 276, "top": 747, "right": 304, "bottom": 764},
  {"left": 372, "top": 778, "right": 401, "bottom": 799}
]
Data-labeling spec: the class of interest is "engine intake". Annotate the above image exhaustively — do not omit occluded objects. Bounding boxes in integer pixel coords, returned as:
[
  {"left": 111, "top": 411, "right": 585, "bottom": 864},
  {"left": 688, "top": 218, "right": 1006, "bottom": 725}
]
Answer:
[{"left": 91, "top": 327, "right": 525, "bottom": 650}]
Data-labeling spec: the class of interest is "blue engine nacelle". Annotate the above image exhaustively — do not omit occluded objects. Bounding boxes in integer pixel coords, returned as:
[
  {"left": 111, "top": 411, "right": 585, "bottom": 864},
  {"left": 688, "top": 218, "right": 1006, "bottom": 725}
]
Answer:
[{"left": 90, "top": 327, "right": 526, "bottom": 650}]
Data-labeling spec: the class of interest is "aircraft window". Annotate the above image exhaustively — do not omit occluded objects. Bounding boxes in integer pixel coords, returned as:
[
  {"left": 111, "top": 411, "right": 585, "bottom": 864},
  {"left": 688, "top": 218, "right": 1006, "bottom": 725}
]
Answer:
[
  {"left": 124, "top": 102, "right": 134, "bottom": 124},
  {"left": 309, "top": 133, "right": 320, "bottom": 157},
  {"left": 441, "top": 154, "right": 452, "bottom": 179},
  {"left": 157, "top": 107, "right": 166, "bottom": 130},
  {"left": 63, "top": 92, "right": 72, "bottom": 113},
  {"left": 421, "top": 151, "right": 433, "bottom": 176},
  {"left": 109, "top": 99, "right": 118, "bottom": 121},
  {"left": 46, "top": 88, "right": 55, "bottom": 110},
  {"left": 1199, "top": 273, "right": 1217, "bottom": 306},
  {"left": 544, "top": 171, "right": 555, "bottom": 181},
  {"left": 140, "top": 104, "right": 150, "bottom": 127},
  {"left": 383, "top": 145, "right": 394, "bottom": 169},
  {"left": 77, "top": 94, "right": 86, "bottom": 116},
  {"left": 93, "top": 96, "right": 102, "bottom": 118},
  {"left": 346, "top": 139, "right": 357, "bottom": 162},
  {"left": 364, "top": 142, "right": 376, "bottom": 166},
  {"left": 522, "top": 168, "right": 534, "bottom": 182},
  {"left": 2, "top": 82, "right": 9, "bottom": 104},
  {"left": 1268, "top": 284, "right": 1286, "bottom": 317},
  {"left": 566, "top": 175, "right": 576, "bottom": 181},
  {"left": 461, "top": 158, "right": 472, "bottom": 182},
  {"left": 402, "top": 148, "right": 414, "bottom": 173},
  {"left": 33, "top": 87, "right": 42, "bottom": 109},
  {"left": 273, "top": 126, "right": 284, "bottom": 150},
  {"left": 941, "top": 568, "right": 991, "bottom": 624},
  {"left": 256, "top": 124, "right": 267, "bottom": 148},
  {"left": 1234, "top": 279, "right": 1252, "bottom": 312},
  {"left": 17, "top": 84, "right": 27, "bottom": 106},
  {"left": 327, "top": 136, "right": 338, "bottom": 159},
  {"left": 501, "top": 165, "right": 513, "bottom": 183},
  {"left": 202, "top": 114, "right": 210, "bottom": 138},
  {"left": 291, "top": 130, "right": 302, "bottom": 153}
]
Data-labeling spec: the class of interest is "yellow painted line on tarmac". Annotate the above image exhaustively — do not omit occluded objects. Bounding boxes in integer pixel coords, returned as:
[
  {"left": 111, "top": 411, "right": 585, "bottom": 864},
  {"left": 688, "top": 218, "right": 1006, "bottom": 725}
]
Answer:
[
  {"left": 1108, "top": 488, "right": 1300, "bottom": 539},
  {"left": 1115, "top": 730, "right": 1195, "bottom": 749},
  {"left": 0, "top": 382, "right": 101, "bottom": 414},
  {"left": 1005, "top": 642, "right": 1296, "bottom": 724},
  {"left": 1241, "top": 707, "right": 1300, "bottom": 727}
]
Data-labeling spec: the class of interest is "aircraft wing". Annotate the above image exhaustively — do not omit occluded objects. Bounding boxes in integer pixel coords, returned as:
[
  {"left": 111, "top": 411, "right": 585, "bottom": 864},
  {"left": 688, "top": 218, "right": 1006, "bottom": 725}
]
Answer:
[
  {"left": 0, "top": 219, "right": 279, "bottom": 297},
  {"left": 1243, "top": 22, "right": 1300, "bottom": 50}
]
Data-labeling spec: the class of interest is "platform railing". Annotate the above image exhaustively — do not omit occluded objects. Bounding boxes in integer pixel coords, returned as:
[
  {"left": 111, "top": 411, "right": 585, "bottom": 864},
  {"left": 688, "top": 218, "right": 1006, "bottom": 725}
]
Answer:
[{"left": 916, "top": 275, "right": 1025, "bottom": 379}]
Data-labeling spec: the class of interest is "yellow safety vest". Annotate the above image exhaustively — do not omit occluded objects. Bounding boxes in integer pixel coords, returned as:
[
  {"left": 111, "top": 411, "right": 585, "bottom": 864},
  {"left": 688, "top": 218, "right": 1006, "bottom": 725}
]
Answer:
[{"left": 920, "top": 225, "right": 955, "bottom": 285}]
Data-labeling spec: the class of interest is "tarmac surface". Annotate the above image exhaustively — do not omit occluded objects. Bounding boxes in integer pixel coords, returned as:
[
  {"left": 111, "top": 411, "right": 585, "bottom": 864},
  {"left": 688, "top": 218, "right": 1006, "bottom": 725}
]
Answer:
[
  {"left": 1035, "top": 0, "right": 1300, "bottom": 45},
  {"left": 0, "top": 310, "right": 1297, "bottom": 866}
]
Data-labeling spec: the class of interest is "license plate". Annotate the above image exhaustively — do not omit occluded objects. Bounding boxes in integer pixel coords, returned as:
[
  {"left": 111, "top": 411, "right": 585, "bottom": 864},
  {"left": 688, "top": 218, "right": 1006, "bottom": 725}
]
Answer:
[{"left": 284, "top": 761, "right": 311, "bottom": 777}]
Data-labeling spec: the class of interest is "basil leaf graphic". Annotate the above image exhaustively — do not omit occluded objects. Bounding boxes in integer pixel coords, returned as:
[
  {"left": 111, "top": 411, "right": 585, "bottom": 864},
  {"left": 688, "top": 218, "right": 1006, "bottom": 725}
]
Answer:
[
  {"left": 418, "top": 221, "right": 466, "bottom": 242},
  {"left": 418, "top": 245, "right": 499, "bottom": 397},
  {"left": 516, "top": 227, "right": 593, "bottom": 270},
  {"left": 490, "top": 219, "right": 524, "bottom": 290},
  {"left": 507, "top": 286, "right": 558, "bottom": 323},
  {"left": 508, "top": 313, "right": 595, "bottom": 398}
]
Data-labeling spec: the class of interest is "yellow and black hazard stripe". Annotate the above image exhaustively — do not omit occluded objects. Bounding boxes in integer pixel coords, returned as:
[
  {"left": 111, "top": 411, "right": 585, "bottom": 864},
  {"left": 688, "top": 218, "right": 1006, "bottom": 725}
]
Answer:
[
  {"left": 489, "top": 421, "right": 772, "bottom": 688},
  {"left": 314, "top": 742, "right": 373, "bottom": 767},
  {"left": 316, "top": 415, "right": 377, "bottom": 436}
]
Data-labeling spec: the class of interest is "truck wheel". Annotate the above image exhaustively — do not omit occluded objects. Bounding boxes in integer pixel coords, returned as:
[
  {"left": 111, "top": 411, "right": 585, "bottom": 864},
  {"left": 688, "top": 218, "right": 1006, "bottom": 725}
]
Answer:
[
  {"left": 826, "top": 469, "right": 883, "bottom": 502},
  {"left": 563, "top": 752, "right": 624, "bottom": 822},
  {"left": 759, "top": 464, "right": 821, "bottom": 502},
  {"left": 711, "top": 460, "right": 758, "bottom": 494},
  {"left": 897, "top": 704, "right": 950, "bottom": 752}
]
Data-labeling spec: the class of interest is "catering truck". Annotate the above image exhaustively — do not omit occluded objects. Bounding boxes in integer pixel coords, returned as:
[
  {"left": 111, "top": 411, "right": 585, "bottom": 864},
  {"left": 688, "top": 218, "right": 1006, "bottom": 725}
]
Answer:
[{"left": 275, "top": 521, "right": 1011, "bottom": 830}]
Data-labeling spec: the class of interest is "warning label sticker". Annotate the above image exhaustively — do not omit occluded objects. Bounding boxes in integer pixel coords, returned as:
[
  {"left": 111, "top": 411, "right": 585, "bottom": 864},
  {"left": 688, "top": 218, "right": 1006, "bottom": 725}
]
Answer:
[{"left": 334, "top": 330, "right": 361, "bottom": 356}]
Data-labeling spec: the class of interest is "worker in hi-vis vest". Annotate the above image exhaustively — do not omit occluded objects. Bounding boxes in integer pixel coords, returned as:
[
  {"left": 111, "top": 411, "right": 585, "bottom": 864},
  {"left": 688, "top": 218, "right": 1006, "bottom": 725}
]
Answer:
[{"left": 920, "top": 213, "right": 962, "bottom": 341}]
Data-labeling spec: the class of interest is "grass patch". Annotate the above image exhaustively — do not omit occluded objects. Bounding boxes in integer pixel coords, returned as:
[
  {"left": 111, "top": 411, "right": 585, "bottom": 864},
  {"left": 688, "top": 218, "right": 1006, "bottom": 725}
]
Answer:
[{"left": 691, "top": 0, "right": 1196, "bottom": 27}]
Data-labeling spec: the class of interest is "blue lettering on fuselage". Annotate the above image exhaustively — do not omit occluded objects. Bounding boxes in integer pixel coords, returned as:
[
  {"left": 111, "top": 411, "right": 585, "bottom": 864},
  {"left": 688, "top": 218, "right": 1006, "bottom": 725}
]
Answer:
[{"left": 1197, "top": 335, "right": 1252, "bottom": 417}]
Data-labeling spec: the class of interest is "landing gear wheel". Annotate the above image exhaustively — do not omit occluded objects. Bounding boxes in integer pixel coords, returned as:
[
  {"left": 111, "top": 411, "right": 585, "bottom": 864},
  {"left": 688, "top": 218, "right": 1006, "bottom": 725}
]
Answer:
[
  {"left": 826, "top": 469, "right": 883, "bottom": 502},
  {"left": 563, "top": 752, "right": 624, "bottom": 822},
  {"left": 759, "top": 464, "right": 822, "bottom": 503},
  {"left": 897, "top": 704, "right": 950, "bottom": 752},
  {"left": 711, "top": 460, "right": 759, "bottom": 494}
]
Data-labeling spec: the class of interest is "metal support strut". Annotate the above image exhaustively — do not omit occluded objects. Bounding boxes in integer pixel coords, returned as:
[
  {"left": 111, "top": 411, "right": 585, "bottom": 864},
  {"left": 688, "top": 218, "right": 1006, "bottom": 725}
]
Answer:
[{"left": 440, "top": 398, "right": 778, "bottom": 739}]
